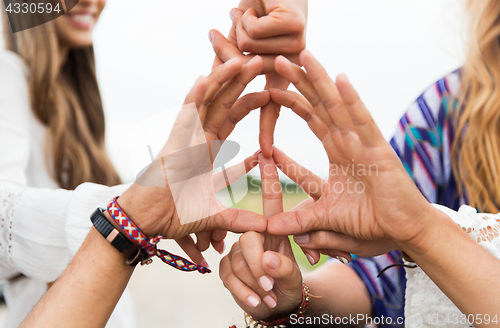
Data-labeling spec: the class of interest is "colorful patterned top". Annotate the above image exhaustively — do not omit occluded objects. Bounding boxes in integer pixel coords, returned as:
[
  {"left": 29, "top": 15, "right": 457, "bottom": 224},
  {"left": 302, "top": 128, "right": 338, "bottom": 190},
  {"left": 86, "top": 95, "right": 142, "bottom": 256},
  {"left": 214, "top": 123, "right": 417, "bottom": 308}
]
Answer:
[{"left": 349, "top": 69, "right": 464, "bottom": 326}]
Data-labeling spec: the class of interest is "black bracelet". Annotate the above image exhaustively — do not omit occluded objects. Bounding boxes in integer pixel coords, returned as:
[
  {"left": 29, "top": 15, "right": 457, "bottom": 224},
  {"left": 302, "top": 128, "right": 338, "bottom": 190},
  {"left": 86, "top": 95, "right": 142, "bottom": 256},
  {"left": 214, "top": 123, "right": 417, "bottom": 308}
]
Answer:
[{"left": 90, "top": 208, "right": 147, "bottom": 266}]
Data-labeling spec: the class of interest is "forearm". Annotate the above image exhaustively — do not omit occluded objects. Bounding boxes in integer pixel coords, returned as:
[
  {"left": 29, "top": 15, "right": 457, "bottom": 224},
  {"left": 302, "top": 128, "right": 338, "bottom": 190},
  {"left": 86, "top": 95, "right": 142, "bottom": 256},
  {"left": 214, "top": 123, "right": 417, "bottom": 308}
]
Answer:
[
  {"left": 20, "top": 228, "right": 134, "bottom": 328},
  {"left": 304, "top": 261, "right": 371, "bottom": 318},
  {"left": 401, "top": 208, "right": 500, "bottom": 325}
]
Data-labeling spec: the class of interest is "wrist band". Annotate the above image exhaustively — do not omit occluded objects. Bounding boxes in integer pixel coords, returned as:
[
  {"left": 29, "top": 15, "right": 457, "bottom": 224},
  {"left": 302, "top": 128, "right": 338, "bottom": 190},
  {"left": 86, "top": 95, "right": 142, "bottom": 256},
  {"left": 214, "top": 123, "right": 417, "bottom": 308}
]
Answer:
[
  {"left": 90, "top": 208, "right": 148, "bottom": 266},
  {"left": 242, "top": 282, "right": 317, "bottom": 328},
  {"left": 106, "top": 196, "right": 211, "bottom": 274}
]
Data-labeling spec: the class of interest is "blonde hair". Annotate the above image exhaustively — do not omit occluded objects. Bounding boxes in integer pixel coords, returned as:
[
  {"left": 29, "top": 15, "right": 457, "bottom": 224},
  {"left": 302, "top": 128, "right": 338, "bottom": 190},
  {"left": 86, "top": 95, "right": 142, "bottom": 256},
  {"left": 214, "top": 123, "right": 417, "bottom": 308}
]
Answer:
[
  {"left": 453, "top": 0, "right": 500, "bottom": 212},
  {"left": 2, "top": 9, "right": 121, "bottom": 189}
]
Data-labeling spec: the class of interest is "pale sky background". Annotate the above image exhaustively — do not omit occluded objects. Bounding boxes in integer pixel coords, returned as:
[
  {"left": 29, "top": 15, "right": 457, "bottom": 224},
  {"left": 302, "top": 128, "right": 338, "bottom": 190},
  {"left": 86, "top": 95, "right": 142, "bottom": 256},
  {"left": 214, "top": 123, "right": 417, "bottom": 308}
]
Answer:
[{"left": 91, "top": 0, "right": 466, "bottom": 183}]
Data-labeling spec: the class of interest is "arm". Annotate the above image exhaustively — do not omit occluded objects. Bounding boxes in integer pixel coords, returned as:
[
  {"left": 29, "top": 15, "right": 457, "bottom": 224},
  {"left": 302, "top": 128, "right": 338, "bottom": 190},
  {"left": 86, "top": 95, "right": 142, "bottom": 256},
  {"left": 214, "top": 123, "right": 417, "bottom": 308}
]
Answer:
[
  {"left": 20, "top": 227, "right": 134, "bottom": 328},
  {"left": 268, "top": 50, "right": 500, "bottom": 326},
  {"left": 20, "top": 55, "right": 271, "bottom": 328},
  {"left": 402, "top": 207, "right": 500, "bottom": 320}
]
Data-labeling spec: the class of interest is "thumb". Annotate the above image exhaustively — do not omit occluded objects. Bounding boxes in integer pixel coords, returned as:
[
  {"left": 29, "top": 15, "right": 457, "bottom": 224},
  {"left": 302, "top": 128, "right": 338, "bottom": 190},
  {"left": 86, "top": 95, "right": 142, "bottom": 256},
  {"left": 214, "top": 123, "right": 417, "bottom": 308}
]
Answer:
[
  {"left": 261, "top": 250, "right": 302, "bottom": 291},
  {"left": 268, "top": 204, "right": 326, "bottom": 235}
]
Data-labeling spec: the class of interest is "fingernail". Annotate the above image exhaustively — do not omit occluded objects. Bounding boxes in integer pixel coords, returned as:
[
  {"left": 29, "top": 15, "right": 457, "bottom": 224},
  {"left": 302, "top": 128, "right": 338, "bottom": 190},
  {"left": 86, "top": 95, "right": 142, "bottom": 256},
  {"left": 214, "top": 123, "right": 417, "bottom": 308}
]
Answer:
[
  {"left": 336, "top": 256, "right": 349, "bottom": 265},
  {"left": 247, "top": 295, "right": 260, "bottom": 308},
  {"left": 229, "top": 8, "right": 236, "bottom": 21},
  {"left": 208, "top": 31, "right": 214, "bottom": 44},
  {"left": 247, "top": 55, "right": 260, "bottom": 65},
  {"left": 278, "top": 55, "right": 291, "bottom": 63},
  {"left": 293, "top": 233, "right": 310, "bottom": 245},
  {"left": 263, "top": 295, "right": 277, "bottom": 309},
  {"left": 253, "top": 149, "right": 262, "bottom": 156},
  {"left": 200, "top": 259, "right": 210, "bottom": 269},
  {"left": 306, "top": 253, "right": 316, "bottom": 266},
  {"left": 259, "top": 276, "right": 274, "bottom": 292},
  {"left": 221, "top": 241, "right": 226, "bottom": 254},
  {"left": 265, "top": 253, "right": 280, "bottom": 269}
]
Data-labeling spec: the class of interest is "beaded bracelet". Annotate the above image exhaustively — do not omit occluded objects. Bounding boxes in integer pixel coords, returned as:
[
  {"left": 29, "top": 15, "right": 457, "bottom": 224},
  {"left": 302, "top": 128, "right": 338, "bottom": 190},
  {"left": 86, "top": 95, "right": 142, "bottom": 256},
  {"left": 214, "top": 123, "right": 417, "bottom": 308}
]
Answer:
[
  {"left": 241, "top": 283, "right": 316, "bottom": 328},
  {"left": 107, "top": 196, "right": 210, "bottom": 274}
]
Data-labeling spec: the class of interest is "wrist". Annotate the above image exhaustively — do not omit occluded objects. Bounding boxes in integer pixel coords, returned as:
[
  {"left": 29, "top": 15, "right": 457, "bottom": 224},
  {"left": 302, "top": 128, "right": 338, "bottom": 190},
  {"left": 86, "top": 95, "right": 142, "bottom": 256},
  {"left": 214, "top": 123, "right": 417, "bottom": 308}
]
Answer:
[
  {"left": 396, "top": 205, "right": 456, "bottom": 258},
  {"left": 118, "top": 183, "right": 174, "bottom": 238}
]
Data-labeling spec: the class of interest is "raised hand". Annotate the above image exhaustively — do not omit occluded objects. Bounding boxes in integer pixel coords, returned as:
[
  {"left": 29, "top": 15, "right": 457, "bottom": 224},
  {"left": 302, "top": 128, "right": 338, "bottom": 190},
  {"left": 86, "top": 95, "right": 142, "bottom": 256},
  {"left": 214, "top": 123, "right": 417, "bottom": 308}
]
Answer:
[
  {"left": 271, "top": 146, "right": 398, "bottom": 262},
  {"left": 219, "top": 154, "right": 303, "bottom": 320},
  {"left": 267, "top": 50, "right": 436, "bottom": 250},
  {"left": 116, "top": 57, "right": 271, "bottom": 260}
]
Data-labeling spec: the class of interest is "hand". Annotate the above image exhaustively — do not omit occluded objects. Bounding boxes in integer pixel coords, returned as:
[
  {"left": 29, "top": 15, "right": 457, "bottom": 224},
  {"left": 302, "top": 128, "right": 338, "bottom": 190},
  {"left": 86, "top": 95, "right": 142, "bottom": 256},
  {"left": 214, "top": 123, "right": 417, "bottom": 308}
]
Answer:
[
  {"left": 230, "top": 0, "right": 307, "bottom": 54},
  {"left": 267, "top": 50, "right": 436, "bottom": 249},
  {"left": 117, "top": 57, "right": 270, "bottom": 257},
  {"left": 220, "top": 154, "right": 302, "bottom": 320},
  {"left": 210, "top": 0, "right": 307, "bottom": 158},
  {"left": 271, "top": 146, "right": 399, "bottom": 262}
]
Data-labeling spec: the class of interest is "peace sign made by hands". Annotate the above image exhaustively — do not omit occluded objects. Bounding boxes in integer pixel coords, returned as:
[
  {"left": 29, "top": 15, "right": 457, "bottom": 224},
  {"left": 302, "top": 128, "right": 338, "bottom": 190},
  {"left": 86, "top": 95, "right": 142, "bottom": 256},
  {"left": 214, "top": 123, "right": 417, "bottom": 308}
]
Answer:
[{"left": 266, "top": 50, "right": 437, "bottom": 249}]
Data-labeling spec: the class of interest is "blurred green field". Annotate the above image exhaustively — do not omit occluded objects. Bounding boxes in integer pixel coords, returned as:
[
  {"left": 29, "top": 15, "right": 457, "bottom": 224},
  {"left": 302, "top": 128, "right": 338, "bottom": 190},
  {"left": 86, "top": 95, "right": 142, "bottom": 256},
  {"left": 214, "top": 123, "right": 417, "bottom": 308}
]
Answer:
[{"left": 232, "top": 177, "right": 329, "bottom": 271}]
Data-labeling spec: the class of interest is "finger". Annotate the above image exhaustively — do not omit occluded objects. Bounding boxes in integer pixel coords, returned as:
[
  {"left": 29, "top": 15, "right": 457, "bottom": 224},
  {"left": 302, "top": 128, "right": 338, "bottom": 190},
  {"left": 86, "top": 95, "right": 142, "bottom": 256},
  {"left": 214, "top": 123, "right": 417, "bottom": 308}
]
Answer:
[
  {"left": 239, "top": 231, "right": 273, "bottom": 293},
  {"left": 242, "top": 8, "right": 305, "bottom": 39},
  {"left": 201, "top": 57, "right": 243, "bottom": 123},
  {"left": 217, "top": 91, "right": 271, "bottom": 141},
  {"left": 259, "top": 154, "right": 283, "bottom": 218},
  {"left": 274, "top": 55, "right": 335, "bottom": 129},
  {"left": 213, "top": 150, "right": 260, "bottom": 192},
  {"left": 261, "top": 248, "right": 302, "bottom": 291},
  {"left": 175, "top": 235, "right": 209, "bottom": 268},
  {"left": 293, "top": 230, "right": 393, "bottom": 257},
  {"left": 211, "top": 230, "right": 227, "bottom": 254},
  {"left": 183, "top": 76, "right": 208, "bottom": 109},
  {"left": 195, "top": 231, "right": 211, "bottom": 252},
  {"left": 336, "top": 74, "right": 385, "bottom": 147},
  {"left": 232, "top": 244, "right": 275, "bottom": 303},
  {"left": 204, "top": 56, "right": 264, "bottom": 138},
  {"left": 259, "top": 74, "right": 289, "bottom": 159},
  {"left": 269, "top": 89, "right": 327, "bottom": 141},
  {"left": 212, "top": 55, "right": 224, "bottom": 71},
  {"left": 299, "top": 247, "right": 320, "bottom": 266},
  {"left": 209, "top": 29, "right": 300, "bottom": 74},
  {"left": 272, "top": 146, "right": 326, "bottom": 200},
  {"left": 236, "top": 12, "right": 304, "bottom": 54},
  {"left": 220, "top": 255, "right": 262, "bottom": 308},
  {"left": 267, "top": 204, "right": 328, "bottom": 235},
  {"left": 300, "top": 50, "right": 354, "bottom": 133},
  {"left": 210, "top": 208, "right": 267, "bottom": 233}
]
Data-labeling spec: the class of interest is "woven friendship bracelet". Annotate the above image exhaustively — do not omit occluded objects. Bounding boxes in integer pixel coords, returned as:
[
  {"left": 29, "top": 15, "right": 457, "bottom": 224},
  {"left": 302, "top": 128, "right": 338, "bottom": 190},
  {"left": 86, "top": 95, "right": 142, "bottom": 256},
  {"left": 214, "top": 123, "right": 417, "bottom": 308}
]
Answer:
[{"left": 107, "top": 197, "right": 211, "bottom": 274}]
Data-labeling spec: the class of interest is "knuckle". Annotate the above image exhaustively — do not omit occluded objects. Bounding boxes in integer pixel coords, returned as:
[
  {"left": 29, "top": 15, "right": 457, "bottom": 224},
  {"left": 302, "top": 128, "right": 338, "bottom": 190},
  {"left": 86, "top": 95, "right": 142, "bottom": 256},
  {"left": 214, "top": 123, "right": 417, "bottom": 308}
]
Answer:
[
  {"left": 237, "top": 36, "right": 252, "bottom": 52},
  {"left": 316, "top": 230, "right": 330, "bottom": 247},
  {"left": 245, "top": 25, "right": 260, "bottom": 39},
  {"left": 232, "top": 256, "right": 248, "bottom": 276}
]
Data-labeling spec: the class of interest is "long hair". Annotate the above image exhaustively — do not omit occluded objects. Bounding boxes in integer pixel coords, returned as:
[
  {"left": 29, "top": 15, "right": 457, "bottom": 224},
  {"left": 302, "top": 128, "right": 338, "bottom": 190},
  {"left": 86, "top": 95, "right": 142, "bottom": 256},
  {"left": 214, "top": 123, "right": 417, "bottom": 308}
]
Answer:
[
  {"left": 2, "top": 9, "right": 121, "bottom": 189},
  {"left": 452, "top": 0, "right": 500, "bottom": 213}
]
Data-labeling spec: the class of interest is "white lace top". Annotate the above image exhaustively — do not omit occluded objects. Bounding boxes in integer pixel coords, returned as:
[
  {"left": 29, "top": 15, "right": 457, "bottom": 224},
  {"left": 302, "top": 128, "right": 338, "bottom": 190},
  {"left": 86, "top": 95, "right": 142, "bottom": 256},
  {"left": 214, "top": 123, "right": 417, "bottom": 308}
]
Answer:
[
  {"left": 405, "top": 204, "right": 500, "bottom": 327},
  {"left": 0, "top": 50, "right": 135, "bottom": 328}
]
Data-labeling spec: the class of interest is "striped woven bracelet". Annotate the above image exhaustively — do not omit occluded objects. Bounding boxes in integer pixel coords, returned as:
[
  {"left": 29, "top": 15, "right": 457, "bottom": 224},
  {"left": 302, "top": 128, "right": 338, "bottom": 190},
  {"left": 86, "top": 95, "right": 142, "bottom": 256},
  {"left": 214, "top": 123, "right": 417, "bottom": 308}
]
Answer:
[{"left": 107, "top": 196, "right": 210, "bottom": 274}]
